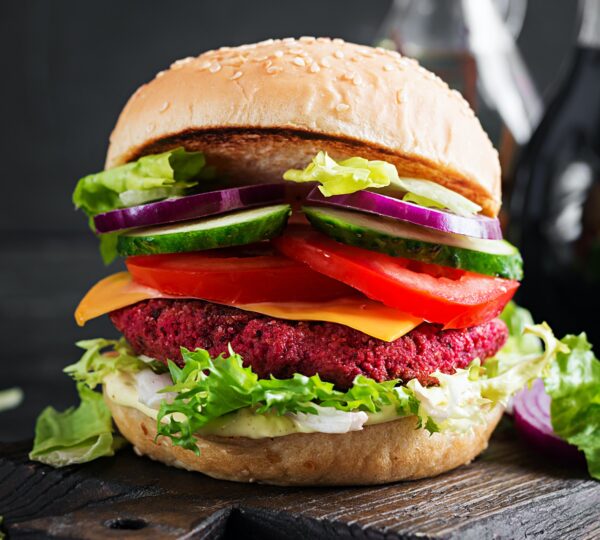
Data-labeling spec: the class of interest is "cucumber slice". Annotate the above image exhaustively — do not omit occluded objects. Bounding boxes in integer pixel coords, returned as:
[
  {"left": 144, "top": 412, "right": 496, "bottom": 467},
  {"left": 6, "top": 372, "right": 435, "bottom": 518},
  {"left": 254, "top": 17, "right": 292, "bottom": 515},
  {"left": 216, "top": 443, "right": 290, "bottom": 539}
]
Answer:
[
  {"left": 117, "top": 204, "right": 291, "bottom": 256},
  {"left": 304, "top": 206, "right": 523, "bottom": 280}
]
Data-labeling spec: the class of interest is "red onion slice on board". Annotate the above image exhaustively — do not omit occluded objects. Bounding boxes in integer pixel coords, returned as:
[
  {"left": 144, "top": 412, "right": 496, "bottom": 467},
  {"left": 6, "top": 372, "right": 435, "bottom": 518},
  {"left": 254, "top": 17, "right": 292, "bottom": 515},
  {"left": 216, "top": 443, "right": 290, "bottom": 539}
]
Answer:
[{"left": 513, "top": 378, "right": 583, "bottom": 461}]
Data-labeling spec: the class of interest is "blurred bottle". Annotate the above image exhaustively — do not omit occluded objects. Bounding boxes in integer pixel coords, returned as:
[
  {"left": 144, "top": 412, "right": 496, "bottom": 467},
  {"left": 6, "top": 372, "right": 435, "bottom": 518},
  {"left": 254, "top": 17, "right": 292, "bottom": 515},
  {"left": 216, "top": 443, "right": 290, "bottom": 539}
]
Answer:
[
  {"left": 510, "top": 0, "right": 600, "bottom": 343},
  {"left": 375, "top": 0, "right": 542, "bottom": 224}
]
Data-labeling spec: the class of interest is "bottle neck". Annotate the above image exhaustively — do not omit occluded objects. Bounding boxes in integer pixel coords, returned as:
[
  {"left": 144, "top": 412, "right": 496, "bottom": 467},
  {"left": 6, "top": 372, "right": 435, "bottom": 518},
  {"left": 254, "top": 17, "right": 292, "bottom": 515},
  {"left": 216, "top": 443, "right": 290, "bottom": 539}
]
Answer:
[{"left": 579, "top": 0, "right": 600, "bottom": 48}]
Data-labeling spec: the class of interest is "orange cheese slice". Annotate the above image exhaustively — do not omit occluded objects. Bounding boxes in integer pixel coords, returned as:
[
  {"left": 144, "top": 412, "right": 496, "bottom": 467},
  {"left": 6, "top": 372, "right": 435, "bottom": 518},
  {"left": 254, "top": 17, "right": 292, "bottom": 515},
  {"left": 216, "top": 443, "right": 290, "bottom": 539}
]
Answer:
[{"left": 75, "top": 272, "right": 422, "bottom": 342}]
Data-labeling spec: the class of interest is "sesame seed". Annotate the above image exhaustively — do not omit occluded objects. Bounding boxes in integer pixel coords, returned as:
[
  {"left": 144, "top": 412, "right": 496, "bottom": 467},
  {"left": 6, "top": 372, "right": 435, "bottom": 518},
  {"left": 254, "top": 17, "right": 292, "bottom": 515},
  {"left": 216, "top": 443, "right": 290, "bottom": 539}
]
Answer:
[
  {"left": 293, "top": 57, "right": 305, "bottom": 66},
  {"left": 299, "top": 36, "right": 316, "bottom": 43},
  {"left": 198, "top": 60, "right": 212, "bottom": 70},
  {"left": 282, "top": 37, "right": 295, "bottom": 43},
  {"left": 258, "top": 38, "right": 274, "bottom": 46},
  {"left": 321, "top": 56, "right": 332, "bottom": 68},
  {"left": 317, "top": 37, "right": 330, "bottom": 43},
  {"left": 350, "top": 56, "right": 360, "bottom": 62},
  {"left": 289, "top": 48, "right": 304, "bottom": 54},
  {"left": 209, "top": 62, "right": 222, "bottom": 73},
  {"left": 353, "top": 75, "right": 363, "bottom": 86},
  {"left": 219, "top": 46, "right": 232, "bottom": 52},
  {"left": 155, "top": 70, "right": 166, "bottom": 78},
  {"left": 333, "top": 38, "right": 345, "bottom": 44},
  {"left": 334, "top": 50, "right": 345, "bottom": 59},
  {"left": 396, "top": 90, "right": 404, "bottom": 104},
  {"left": 309, "top": 63, "right": 320, "bottom": 73},
  {"left": 172, "top": 56, "right": 194, "bottom": 68},
  {"left": 341, "top": 71, "right": 355, "bottom": 81},
  {"left": 336, "top": 103, "right": 350, "bottom": 112},
  {"left": 221, "top": 57, "right": 243, "bottom": 66},
  {"left": 266, "top": 66, "right": 283, "bottom": 74},
  {"left": 230, "top": 71, "right": 243, "bottom": 80},
  {"left": 383, "top": 64, "right": 394, "bottom": 72},
  {"left": 159, "top": 101, "right": 170, "bottom": 112},
  {"left": 254, "top": 55, "right": 269, "bottom": 62},
  {"left": 274, "top": 50, "right": 284, "bottom": 58}
]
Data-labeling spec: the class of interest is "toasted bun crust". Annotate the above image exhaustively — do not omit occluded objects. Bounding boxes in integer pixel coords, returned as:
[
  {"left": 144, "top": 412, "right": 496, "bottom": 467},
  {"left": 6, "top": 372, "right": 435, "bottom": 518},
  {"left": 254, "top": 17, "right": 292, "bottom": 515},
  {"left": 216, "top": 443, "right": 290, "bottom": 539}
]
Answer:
[
  {"left": 106, "top": 393, "right": 503, "bottom": 486},
  {"left": 106, "top": 38, "right": 501, "bottom": 216}
]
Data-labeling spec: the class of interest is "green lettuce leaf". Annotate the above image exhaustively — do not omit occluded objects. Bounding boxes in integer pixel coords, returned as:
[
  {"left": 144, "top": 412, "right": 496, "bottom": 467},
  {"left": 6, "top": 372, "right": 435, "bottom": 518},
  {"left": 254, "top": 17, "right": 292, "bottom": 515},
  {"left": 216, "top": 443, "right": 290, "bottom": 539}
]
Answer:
[
  {"left": 64, "top": 338, "right": 146, "bottom": 389},
  {"left": 73, "top": 148, "right": 210, "bottom": 264},
  {"left": 283, "top": 152, "right": 394, "bottom": 196},
  {"left": 545, "top": 333, "right": 600, "bottom": 480},
  {"left": 98, "top": 231, "right": 120, "bottom": 265},
  {"left": 29, "top": 384, "right": 125, "bottom": 467},
  {"left": 73, "top": 147, "right": 207, "bottom": 217},
  {"left": 283, "top": 152, "right": 481, "bottom": 216},
  {"left": 157, "top": 346, "right": 416, "bottom": 453}
]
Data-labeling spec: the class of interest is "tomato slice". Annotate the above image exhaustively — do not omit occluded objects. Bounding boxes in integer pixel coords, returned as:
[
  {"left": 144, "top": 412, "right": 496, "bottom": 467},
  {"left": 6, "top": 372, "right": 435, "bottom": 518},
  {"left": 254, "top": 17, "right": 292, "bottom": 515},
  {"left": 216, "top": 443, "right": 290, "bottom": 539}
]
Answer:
[
  {"left": 272, "top": 226, "right": 519, "bottom": 328},
  {"left": 126, "top": 244, "right": 355, "bottom": 304}
]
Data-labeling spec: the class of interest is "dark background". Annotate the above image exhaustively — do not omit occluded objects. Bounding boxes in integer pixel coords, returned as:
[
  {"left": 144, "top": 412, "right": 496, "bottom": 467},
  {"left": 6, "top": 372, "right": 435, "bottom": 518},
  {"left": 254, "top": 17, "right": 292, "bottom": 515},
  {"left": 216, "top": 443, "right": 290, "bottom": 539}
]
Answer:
[{"left": 0, "top": 1, "right": 579, "bottom": 441}]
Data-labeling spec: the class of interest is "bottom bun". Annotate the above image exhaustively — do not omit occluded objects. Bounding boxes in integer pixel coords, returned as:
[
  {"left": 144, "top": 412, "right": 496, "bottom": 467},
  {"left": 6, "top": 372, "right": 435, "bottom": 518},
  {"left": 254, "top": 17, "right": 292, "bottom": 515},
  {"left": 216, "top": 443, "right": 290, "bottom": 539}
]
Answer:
[{"left": 106, "top": 393, "right": 503, "bottom": 486}]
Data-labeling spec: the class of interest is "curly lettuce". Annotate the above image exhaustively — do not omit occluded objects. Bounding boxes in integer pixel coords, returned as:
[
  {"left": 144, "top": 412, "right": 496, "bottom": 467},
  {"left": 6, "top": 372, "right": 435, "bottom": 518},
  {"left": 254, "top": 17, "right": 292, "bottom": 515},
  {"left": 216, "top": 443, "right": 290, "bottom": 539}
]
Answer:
[
  {"left": 156, "top": 346, "right": 417, "bottom": 452},
  {"left": 283, "top": 151, "right": 481, "bottom": 217},
  {"left": 64, "top": 338, "right": 148, "bottom": 389}
]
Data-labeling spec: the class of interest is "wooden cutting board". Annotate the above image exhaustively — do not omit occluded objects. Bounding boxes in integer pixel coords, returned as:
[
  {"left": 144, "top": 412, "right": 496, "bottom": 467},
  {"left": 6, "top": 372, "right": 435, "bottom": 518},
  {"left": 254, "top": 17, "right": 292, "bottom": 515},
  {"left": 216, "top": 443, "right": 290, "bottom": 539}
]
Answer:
[{"left": 1, "top": 420, "right": 599, "bottom": 539}]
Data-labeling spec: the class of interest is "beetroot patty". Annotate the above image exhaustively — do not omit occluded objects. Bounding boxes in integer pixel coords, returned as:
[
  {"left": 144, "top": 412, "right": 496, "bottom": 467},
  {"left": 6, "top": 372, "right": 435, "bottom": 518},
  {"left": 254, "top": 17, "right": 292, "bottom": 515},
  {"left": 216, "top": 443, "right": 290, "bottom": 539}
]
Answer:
[{"left": 110, "top": 299, "right": 508, "bottom": 389}]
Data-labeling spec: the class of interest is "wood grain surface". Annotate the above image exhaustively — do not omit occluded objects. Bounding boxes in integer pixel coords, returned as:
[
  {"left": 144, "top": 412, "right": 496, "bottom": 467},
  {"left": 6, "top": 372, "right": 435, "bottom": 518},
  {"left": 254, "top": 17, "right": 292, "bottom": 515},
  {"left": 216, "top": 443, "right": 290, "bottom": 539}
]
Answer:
[{"left": 1, "top": 419, "right": 598, "bottom": 539}]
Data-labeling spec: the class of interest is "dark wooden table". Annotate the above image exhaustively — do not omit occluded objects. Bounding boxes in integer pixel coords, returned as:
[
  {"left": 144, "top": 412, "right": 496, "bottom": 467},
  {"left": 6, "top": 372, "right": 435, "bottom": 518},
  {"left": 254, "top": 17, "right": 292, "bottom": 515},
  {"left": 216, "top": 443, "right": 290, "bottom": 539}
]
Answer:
[{"left": 1, "top": 417, "right": 599, "bottom": 539}]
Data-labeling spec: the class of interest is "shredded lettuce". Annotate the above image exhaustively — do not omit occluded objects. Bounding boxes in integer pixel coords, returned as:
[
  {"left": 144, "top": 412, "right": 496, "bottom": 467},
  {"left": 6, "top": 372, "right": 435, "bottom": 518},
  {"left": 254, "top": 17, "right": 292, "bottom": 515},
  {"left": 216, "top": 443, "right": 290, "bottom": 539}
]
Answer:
[
  {"left": 73, "top": 147, "right": 211, "bottom": 264},
  {"left": 283, "top": 151, "right": 481, "bottom": 216},
  {"left": 545, "top": 333, "right": 600, "bottom": 480},
  {"left": 408, "top": 323, "right": 567, "bottom": 433},
  {"left": 29, "top": 383, "right": 126, "bottom": 467}
]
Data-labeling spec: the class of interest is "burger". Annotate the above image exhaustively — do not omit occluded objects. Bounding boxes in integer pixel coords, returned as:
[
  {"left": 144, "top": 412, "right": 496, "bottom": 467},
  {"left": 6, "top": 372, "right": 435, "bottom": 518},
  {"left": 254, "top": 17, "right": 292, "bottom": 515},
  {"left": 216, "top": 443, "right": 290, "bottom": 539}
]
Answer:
[{"left": 29, "top": 37, "right": 598, "bottom": 485}]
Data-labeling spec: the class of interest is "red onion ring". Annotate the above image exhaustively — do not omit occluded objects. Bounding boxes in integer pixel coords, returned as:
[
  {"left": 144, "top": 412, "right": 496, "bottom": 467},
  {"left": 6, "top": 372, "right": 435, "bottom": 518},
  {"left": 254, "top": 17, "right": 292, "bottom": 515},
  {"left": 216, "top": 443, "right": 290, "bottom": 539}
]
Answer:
[
  {"left": 306, "top": 188, "right": 503, "bottom": 240},
  {"left": 94, "top": 184, "right": 286, "bottom": 233}
]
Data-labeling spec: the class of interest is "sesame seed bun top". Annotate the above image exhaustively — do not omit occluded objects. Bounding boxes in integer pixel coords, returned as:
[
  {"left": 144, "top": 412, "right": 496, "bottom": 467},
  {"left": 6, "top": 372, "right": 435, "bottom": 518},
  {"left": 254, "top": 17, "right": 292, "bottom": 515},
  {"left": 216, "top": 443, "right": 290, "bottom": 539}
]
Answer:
[{"left": 106, "top": 37, "right": 502, "bottom": 217}]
